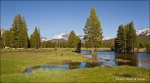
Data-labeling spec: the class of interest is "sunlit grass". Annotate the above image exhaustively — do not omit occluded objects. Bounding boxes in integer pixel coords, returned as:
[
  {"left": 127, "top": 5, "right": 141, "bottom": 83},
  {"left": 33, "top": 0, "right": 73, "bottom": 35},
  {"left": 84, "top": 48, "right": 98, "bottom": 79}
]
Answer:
[
  {"left": 1, "top": 48, "right": 149, "bottom": 82},
  {"left": 1, "top": 66, "right": 149, "bottom": 82},
  {"left": 1, "top": 48, "right": 90, "bottom": 74}
]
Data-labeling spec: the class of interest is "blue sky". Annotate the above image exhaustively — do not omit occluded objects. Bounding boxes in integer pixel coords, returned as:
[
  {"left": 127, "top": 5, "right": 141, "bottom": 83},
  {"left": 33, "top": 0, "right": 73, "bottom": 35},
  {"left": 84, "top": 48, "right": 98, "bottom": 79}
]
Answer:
[{"left": 1, "top": 1, "right": 149, "bottom": 38}]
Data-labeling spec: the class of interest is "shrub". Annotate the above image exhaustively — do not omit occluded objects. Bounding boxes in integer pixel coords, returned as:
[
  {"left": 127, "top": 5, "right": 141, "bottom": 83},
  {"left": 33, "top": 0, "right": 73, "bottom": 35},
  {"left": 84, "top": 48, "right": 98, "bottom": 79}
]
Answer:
[{"left": 145, "top": 42, "right": 150, "bottom": 52}]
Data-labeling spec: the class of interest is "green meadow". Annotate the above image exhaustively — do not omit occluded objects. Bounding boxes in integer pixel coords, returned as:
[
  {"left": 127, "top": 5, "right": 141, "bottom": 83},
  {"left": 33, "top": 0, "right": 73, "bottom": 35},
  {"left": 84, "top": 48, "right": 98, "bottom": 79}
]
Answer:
[{"left": 0, "top": 48, "right": 149, "bottom": 82}]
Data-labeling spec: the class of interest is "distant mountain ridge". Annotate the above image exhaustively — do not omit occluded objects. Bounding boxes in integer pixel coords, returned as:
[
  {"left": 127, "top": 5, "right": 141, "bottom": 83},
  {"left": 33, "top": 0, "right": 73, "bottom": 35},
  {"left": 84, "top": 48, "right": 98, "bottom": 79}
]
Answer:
[
  {"left": 136, "top": 28, "right": 150, "bottom": 36},
  {"left": 41, "top": 28, "right": 149, "bottom": 42},
  {"left": 41, "top": 33, "right": 84, "bottom": 42}
]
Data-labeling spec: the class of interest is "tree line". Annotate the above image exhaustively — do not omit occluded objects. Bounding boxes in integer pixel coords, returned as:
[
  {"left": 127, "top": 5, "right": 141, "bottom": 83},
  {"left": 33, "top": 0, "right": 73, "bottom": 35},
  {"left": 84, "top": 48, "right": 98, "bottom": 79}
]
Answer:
[
  {"left": 0, "top": 14, "right": 81, "bottom": 50},
  {"left": 0, "top": 7, "right": 104, "bottom": 51},
  {"left": 115, "top": 22, "right": 138, "bottom": 52},
  {"left": 114, "top": 22, "right": 150, "bottom": 52},
  {"left": 0, "top": 7, "right": 149, "bottom": 52},
  {"left": 0, "top": 14, "right": 41, "bottom": 49}
]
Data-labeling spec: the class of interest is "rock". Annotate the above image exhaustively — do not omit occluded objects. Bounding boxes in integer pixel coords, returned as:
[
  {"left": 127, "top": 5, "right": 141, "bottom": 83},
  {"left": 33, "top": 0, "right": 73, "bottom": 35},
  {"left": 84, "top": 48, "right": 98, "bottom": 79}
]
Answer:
[
  {"left": 105, "top": 58, "right": 112, "bottom": 61},
  {"left": 113, "top": 59, "right": 130, "bottom": 62}
]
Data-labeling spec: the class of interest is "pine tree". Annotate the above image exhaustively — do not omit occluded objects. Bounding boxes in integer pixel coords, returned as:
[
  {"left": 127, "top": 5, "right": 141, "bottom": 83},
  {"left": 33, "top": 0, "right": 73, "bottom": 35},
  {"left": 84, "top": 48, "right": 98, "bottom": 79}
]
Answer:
[
  {"left": 2, "top": 30, "right": 11, "bottom": 48},
  {"left": 10, "top": 14, "right": 22, "bottom": 48},
  {"left": 76, "top": 39, "right": 81, "bottom": 53},
  {"left": 115, "top": 21, "right": 138, "bottom": 52},
  {"left": 126, "top": 21, "right": 138, "bottom": 52},
  {"left": 18, "top": 17, "right": 28, "bottom": 48},
  {"left": 145, "top": 42, "right": 150, "bottom": 52},
  {"left": 30, "top": 34, "right": 35, "bottom": 48},
  {"left": 30, "top": 27, "right": 41, "bottom": 49},
  {"left": 122, "top": 25, "right": 127, "bottom": 52},
  {"left": 68, "top": 30, "right": 79, "bottom": 49},
  {"left": 9, "top": 14, "right": 29, "bottom": 48},
  {"left": 115, "top": 24, "right": 125, "bottom": 52},
  {"left": 83, "top": 7, "right": 103, "bottom": 49}
]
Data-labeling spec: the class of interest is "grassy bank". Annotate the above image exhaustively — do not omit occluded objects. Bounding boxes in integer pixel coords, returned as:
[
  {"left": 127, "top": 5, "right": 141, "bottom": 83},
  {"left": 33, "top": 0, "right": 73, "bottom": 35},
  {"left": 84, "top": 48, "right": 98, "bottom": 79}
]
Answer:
[
  {"left": 1, "top": 48, "right": 91, "bottom": 74},
  {"left": 1, "top": 66, "right": 149, "bottom": 82},
  {"left": 1, "top": 48, "right": 149, "bottom": 82}
]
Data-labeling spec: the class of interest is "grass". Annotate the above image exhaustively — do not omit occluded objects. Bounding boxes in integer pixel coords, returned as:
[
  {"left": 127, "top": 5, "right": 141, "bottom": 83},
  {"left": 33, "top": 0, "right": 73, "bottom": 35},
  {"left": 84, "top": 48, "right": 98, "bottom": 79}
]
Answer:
[
  {"left": 1, "top": 48, "right": 91, "bottom": 74},
  {"left": 1, "top": 66, "right": 149, "bottom": 82},
  {"left": 1, "top": 48, "right": 149, "bottom": 82}
]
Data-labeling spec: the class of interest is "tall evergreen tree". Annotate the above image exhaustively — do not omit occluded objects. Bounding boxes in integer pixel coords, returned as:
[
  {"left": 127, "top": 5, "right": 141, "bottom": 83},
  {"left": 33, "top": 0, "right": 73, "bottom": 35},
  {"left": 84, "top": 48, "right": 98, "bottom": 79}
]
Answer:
[
  {"left": 126, "top": 21, "right": 138, "bottom": 52},
  {"left": 115, "top": 25, "right": 126, "bottom": 52},
  {"left": 83, "top": 7, "right": 103, "bottom": 49},
  {"left": 30, "top": 34, "right": 35, "bottom": 48},
  {"left": 76, "top": 39, "right": 81, "bottom": 53},
  {"left": 68, "top": 30, "right": 79, "bottom": 49},
  {"left": 122, "top": 25, "right": 127, "bottom": 52},
  {"left": 30, "top": 27, "right": 41, "bottom": 49},
  {"left": 18, "top": 17, "right": 28, "bottom": 48},
  {"left": 9, "top": 14, "right": 29, "bottom": 48},
  {"left": 10, "top": 14, "right": 22, "bottom": 48},
  {"left": 115, "top": 21, "right": 138, "bottom": 52}
]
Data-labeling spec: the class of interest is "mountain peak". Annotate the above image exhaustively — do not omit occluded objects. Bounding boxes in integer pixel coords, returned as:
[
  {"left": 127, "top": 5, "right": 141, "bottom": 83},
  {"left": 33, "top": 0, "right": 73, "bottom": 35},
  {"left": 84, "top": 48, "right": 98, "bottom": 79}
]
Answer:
[
  {"left": 41, "top": 28, "right": 150, "bottom": 42},
  {"left": 51, "top": 33, "right": 69, "bottom": 40},
  {"left": 136, "top": 28, "right": 150, "bottom": 36}
]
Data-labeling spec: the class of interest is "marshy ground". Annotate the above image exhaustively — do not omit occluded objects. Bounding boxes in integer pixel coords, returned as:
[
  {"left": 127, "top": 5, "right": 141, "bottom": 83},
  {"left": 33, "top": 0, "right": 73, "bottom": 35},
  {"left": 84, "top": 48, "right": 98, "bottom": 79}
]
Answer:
[{"left": 1, "top": 48, "right": 149, "bottom": 82}]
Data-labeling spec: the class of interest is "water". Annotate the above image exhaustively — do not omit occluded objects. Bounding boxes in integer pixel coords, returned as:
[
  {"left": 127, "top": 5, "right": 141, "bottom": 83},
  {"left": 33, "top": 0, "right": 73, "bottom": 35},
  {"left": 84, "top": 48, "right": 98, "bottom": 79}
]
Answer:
[
  {"left": 81, "top": 50, "right": 150, "bottom": 68},
  {"left": 25, "top": 50, "right": 150, "bottom": 73},
  {"left": 25, "top": 62, "right": 102, "bottom": 73}
]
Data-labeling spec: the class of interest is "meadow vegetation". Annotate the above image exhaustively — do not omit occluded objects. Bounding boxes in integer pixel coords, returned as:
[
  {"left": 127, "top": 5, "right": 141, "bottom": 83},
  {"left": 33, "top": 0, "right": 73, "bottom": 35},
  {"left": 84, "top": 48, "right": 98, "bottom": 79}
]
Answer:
[
  {"left": 1, "top": 48, "right": 91, "bottom": 74},
  {"left": 1, "top": 48, "right": 149, "bottom": 82}
]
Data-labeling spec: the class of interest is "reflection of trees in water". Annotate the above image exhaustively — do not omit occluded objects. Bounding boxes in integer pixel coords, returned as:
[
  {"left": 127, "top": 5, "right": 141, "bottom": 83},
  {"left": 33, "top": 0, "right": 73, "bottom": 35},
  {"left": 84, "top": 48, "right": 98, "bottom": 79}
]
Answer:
[
  {"left": 25, "top": 62, "right": 101, "bottom": 73},
  {"left": 85, "top": 62, "right": 99, "bottom": 68},
  {"left": 32, "top": 66, "right": 40, "bottom": 69},
  {"left": 68, "top": 62, "right": 80, "bottom": 69},
  {"left": 25, "top": 66, "right": 40, "bottom": 73},
  {"left": 115, "top": 52, "right": 138, "bottom": 66},
  {"left": 68, "top": 62, "right": 100, "bottom": 69}
]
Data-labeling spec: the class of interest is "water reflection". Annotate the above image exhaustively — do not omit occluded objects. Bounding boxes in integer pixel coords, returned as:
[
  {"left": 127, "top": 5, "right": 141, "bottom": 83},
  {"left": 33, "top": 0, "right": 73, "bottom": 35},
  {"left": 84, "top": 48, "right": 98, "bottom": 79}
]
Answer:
[
  {"left": 68, "top": 62, "right": 80, "bottom": 69},
  {"left": 25, "top": 51, "right": 150, "bottom": 73},
  {"left": 137, "top": 52, "right": 150, "bottom": 68},
  {"left": 25, "top": 62, "right": 101, "bottom": 73},
  {"left": 115, "top": 52, "right": 138, "bottom": 66},
  {"left": 81, "top": 50, "right": 150, "bottom": 68}
]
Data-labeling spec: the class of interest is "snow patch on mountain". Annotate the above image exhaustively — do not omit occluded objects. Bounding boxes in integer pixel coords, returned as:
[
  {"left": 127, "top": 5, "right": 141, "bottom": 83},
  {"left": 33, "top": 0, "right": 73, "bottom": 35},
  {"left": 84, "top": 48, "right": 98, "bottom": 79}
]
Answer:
[
  {"left": 41, "top": 37, "right": 48, "bottom": 41},
  {"left": 136, "top": 28, "right": 150, "bottom": 36},
  {"left": 102, "top": 37, "right": 115, "bottom": 40},
  {"left": 41, "top": 28, "right": 150, "bottom": 42},
  {"left": 51, "top": 33, "right": 69, "bottom": 40},
  {"left": 41, "top": 33, "right": 114, "bottom": 41}
]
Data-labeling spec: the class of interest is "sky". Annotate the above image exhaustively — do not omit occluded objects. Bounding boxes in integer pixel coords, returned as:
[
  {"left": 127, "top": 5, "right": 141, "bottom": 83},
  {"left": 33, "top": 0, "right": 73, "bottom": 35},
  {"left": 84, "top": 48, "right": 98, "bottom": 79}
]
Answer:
[{"left": 1, "top": 0, "right": 149, "bottom": 38}]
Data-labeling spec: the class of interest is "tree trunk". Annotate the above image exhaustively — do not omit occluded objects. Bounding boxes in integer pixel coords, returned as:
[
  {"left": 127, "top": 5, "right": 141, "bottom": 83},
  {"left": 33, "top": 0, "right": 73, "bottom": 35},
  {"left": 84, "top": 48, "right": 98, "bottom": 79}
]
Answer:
[{"left": 91, "top": 48, "right": 97, "bottom": 60}]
